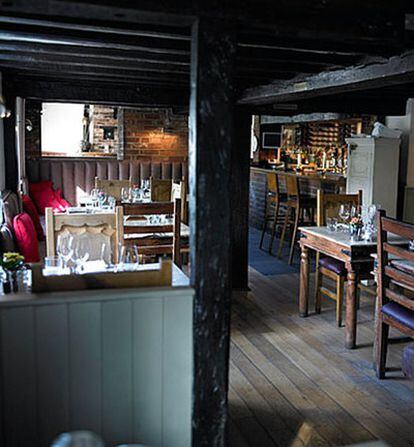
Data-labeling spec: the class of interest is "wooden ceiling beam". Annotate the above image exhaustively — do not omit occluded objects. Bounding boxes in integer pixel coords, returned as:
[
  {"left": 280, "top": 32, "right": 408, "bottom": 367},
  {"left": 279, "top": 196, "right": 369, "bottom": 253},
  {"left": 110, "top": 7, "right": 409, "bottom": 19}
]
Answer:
[
  {"left": 0, "top": 41, "right": 189, "bottom": 65},
  {"left": 4, "top": 77, "right": 189, "bottom": 107},
  {"left": 0, "top": 52, "right": 189, "bottom": 75},
  {"left": 0, "top": 14, "right": 191, "bottom": 41},
  {"left": 0, "top": 64, "right": 188, "bottom": 86},
  {"left": 0, "top": 30, "right": 190, "bottom": 56},
  {"left": 238, "top": 52, "right": 414, "bottom": 106}
]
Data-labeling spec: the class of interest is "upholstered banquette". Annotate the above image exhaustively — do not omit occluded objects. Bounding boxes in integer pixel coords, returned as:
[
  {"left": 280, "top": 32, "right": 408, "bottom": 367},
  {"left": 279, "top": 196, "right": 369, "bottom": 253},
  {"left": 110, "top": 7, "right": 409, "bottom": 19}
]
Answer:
[{"left": 26, "top": 158, "right": 188, "bottom": 205}]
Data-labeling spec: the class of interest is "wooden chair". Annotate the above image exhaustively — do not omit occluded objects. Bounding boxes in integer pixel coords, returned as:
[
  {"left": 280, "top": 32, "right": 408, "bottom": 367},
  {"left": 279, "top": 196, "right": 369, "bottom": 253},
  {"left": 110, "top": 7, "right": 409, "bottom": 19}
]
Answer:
[
  {"left": 45, "top": 207, "right": 122, "bottom": 264},
  {"left": 171, "top": 179, "right": 188, "bottom": 224},
  {"left": 277, "top": 174, "right": 317, "bottom": 265},
  {"left": 120, "top": 199, "right": 182, "bottom": 266},
  {"left": 374, "top": 210, "right": 414, "bottom": 379},
  {"left": 259, "top": 172, "right": 287, "bottom": 254},
  {"left": 150, "top": 177, "right": 172, "bottom": 202},
  {"left": 95, "top": 177, "right": 132, "bottom": 200},
  {"left": 314, "top": 190, "right": 362, "bottom": 327}
]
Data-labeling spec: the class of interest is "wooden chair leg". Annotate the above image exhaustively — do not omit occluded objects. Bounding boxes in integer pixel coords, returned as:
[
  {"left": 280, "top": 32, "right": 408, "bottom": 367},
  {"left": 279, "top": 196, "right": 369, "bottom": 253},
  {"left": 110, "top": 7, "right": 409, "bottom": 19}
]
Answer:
[
  {"left": 314, "top": 265, "right": 322, "bottom": 314},
  {"left": 268, "top": 202, "right": 280, "bottom": 254},
  {"left": 278, "top": 205, "right": 291, "bottom": 258},
  {"left": 374, "top": 316, "right": 389, "bottom": 379},
  {"left": 259, "top": 216, "right": 267, "bottom": 250},
  {"left": 288, "top": 207, "right": 300, "bottom": 265},
  {"left": 336, "top": 275, "right": 345, "bottom": 327}
]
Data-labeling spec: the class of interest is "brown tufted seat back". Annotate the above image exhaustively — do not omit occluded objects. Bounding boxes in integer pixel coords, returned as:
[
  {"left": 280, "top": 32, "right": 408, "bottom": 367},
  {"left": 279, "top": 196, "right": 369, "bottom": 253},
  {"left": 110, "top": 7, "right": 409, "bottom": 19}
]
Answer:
[{"left": 26, "top": 158, "right": 188, "bottom": 205}]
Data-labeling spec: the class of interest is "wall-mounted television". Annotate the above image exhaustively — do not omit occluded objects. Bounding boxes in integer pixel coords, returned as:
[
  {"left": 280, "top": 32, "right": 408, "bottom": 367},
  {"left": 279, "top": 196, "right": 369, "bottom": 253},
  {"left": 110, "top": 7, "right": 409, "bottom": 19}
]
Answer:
[{"left": 262, "top": 131, "right": 281, "bottom": 149}]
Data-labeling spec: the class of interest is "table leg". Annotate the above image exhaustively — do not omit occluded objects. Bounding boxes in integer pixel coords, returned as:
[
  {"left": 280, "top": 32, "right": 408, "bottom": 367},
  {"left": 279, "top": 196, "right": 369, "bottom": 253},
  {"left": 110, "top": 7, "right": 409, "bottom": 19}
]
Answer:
[
  {"left": 299, "top": 244, "right": 309, "bottom": 317},
  {"left": 345, "top": 265, "right": 358, "bottom": 349}
]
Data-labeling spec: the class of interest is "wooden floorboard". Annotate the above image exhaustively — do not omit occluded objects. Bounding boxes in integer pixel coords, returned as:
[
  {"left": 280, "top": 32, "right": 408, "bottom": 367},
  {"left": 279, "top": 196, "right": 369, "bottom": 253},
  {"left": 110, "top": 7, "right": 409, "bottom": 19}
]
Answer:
[{"left": 229, "top": 267, "right": 414, "bottom": 447}]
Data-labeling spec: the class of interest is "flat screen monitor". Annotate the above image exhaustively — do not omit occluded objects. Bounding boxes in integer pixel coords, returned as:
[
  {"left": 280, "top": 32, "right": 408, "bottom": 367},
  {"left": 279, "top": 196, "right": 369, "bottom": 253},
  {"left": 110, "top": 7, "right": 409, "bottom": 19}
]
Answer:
[{"left": 262, "top": 132, "right": 281, "bottom": 149}]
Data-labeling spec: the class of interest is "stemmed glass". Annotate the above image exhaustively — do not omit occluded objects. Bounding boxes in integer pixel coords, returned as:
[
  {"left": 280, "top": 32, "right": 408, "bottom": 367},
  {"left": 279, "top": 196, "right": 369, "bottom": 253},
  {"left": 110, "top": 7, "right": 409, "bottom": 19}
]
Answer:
[
  {"left": 56, "top": 234, "right": 74, "bottom": 272},
  {"left": 117, "top": 244, "right": 139, "bottom": 271},
  {"left": 131, "top": 187, "right": 141, "bottom": 203},
  {"left": 73, "top": 234, "right": 91, "bottom": 273},
  {"left": 97, "top": 189, "right": 107, "bottom": 208},
  {"left": 108, "top": 196, "right": 116, "bottom": 210},
  {"left": 338, "top": 204, "right": 350, "bottom": 230},
  {"left": 121, "top": 187, "right": 131, "bottom": 203},
  {"left": 90, "top": 188, "right": 99, "bottom": 207}
]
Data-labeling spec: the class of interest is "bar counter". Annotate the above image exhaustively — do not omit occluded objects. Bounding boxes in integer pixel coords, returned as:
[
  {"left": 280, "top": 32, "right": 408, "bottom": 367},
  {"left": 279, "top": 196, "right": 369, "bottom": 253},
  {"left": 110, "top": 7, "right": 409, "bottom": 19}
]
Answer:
[{"left": 249, "top": 166, "right": 346, "bottom": 230}]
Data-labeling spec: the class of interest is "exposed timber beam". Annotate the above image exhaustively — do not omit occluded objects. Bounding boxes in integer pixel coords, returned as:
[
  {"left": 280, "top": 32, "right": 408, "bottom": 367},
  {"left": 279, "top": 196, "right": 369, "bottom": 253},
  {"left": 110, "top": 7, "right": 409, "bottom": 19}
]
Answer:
[
  {"left": 0, "top": 42, "right": 190, "bottom": 66},
  {"left": 238, "top": 52, "right": 414, "bottom": 106},
  {"left": 0, "top": 14, "right": 191, "bottom": 41},
  {"left": 4, "top": 78, "right": 189, "bottom": 107},
  {"left": 0, "top": 53, "right": 189, "bottom": 75},
  {"left": 0, "top": 62, "right": 188, "bottom": 85},
  {"left": 0, "top": 31, "right": 190, "bottom": 56}
]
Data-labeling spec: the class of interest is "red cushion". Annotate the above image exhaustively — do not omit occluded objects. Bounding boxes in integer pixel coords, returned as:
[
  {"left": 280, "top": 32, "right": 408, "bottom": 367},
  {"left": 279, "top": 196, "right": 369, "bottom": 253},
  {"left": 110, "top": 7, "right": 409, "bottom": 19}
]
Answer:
[
  {"left": 55, "top": 188, "right": 71, "bottom": 211},
  {"left": 12, "top": 212, "right": 40, "bottom": 263},
  {"left": 21, "top": 194, "right": 45, "bottom": 241},
  {"left": 29, "top": 181, "right": 71, "bottom": 214}
]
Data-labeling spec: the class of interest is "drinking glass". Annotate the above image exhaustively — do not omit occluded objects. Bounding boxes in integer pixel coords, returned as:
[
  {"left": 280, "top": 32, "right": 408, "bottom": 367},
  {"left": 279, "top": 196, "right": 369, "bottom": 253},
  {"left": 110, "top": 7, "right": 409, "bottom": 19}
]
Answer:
[
  {"left": 44, "top": 255, "right": 62, "bottom": 271},
  {"left": 56, "top": 234, "right": 74, "bottom": 271},
  {"left": 97, "top": 189, "right": 107, "bottom": 208},
  {"left": 73, "top": 235, "right": 91, "bottom": 273},
  {"left": 121, "top": 187, "right": 131, "bottom": 203},
  {"left": 108, "top": 196, "right": 116, "bottom": 210},
  {"left": 117, "top": 244, "right": 139, "bottom": 271},
  {"left": 90, "top": 188, "right": 99, "bottom": 207},
  {"left": 326, "top": 217, "right": 338, "bottom": 232},
  {"left": 338, "top": 204, "right": 350, "bottom": 229},
  {"left": 131, "top": 187, "right": 141, "bottom": 203}
]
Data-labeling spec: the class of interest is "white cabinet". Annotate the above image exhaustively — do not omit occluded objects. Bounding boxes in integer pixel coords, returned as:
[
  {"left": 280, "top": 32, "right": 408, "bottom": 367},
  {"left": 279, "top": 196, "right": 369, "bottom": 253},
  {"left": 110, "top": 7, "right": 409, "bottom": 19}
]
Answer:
[{"left": 346, "top": 137, "right": 400, "bottom": 218}]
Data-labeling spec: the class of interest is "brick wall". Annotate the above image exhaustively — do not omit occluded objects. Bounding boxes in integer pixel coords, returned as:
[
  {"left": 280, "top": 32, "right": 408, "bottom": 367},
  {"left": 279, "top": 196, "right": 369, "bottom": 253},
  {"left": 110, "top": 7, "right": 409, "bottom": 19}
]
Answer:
[
  {"left": 91, "top": 105, "right": 118, "bottom": 154},
  {"left": 25, "top": 101, "right": 189, "bottom": 162},
  {"left": 123, "top": 109, "right": 188, "bottom": 162}
]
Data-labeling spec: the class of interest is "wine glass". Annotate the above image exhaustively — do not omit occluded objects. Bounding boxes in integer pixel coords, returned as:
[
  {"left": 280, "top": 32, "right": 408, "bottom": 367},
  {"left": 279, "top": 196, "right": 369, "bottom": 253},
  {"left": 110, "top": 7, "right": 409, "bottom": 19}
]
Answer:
[
  {"left": 121, "top": 187, "right": 131, "bottom": 203},
  {"left": 56, "top": 234, "right": 74, "bottom": 272},
  {"left": 108, "top": 196, "right": 116, "bottom": 210},
  {"left": 97, "top": 189, "right": 107, "bottom": 208},
  {"left": 338, "top": 204, "right": 350, "bottom": 229},
  {"left": 90, "top": 188, "right": 99, "bottom": 207},
  {"left": 73, "top": 235, "right": 91, "bottom": 273},
  {"left": 131, "top": 187, "right": 141, "bottom": 203},
  {"left": 117, "top": 244, "right": 139, "bottom": 271}
]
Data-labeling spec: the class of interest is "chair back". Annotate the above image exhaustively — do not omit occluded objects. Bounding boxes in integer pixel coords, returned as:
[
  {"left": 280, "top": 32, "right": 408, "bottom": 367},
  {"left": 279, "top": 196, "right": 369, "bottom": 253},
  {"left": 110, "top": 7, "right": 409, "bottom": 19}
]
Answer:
[
  {"left": 1, "top": 190, "right": 23, "bottom": 227},
  {"left": 45, "top": 207, "right": 122, "bottom": 264},
  {"left": 377, "top": 210, "right": 414, "bottom": 311},
  {"left": 277, "top": 173, "right": 300, "bottom": 204},
  {"left": 316, "top": 190, "right": 362, "bottom": 226},
  {"left": 95, "top": 177, "right": 132, "bottom": 200},
  {"left": 266, "top": 173, "right": 278, "bottom": 195},
  {"left": 171, "top": 180, "right": 188, "bottom": 223},
  {"left": 120, "top": 199, "right": 181, "bottom": 266},
  {"left": 150, "top": 178, "right": 172, "bottom": 202}
]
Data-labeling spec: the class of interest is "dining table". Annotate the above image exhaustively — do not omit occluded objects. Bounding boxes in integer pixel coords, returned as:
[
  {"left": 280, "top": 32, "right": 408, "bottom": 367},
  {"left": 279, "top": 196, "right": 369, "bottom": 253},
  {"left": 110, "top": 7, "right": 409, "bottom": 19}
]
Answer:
[{"left": 298, "top": 226, "right": 405, "bottom": 349}]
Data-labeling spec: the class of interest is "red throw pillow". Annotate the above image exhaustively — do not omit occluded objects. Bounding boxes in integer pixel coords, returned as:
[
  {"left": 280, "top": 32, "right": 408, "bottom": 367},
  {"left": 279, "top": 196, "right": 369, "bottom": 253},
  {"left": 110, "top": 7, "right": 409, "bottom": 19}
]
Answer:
[
  {"left": 12, "top": 212, "right": 40, "bottom": 263},
  {"left": 21, "top": 194, "right": 45, "bottom": 241},
  {"left": 29, "top": 181, "right": 71, "bottom": 214},
  {"left": 54, "top": 188, "right": 71, "bottom": 211}
]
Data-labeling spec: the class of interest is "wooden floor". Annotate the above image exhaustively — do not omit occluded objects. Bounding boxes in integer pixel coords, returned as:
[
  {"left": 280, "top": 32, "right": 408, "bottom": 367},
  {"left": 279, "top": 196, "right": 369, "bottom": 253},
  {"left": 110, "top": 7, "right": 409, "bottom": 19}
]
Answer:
[{"left": 229, "top": 267, "right": 414, "bottom": 447}]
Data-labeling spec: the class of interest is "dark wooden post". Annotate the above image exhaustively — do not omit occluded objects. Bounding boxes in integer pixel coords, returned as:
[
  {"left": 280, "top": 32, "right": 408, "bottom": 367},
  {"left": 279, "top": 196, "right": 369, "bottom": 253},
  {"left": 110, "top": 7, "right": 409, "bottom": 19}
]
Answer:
[
  {"left": 189, "top": 17, "right": 236, "bottom": 447},
  {"left": 3, "top": 92, "right": 17, "bottom": 191},
  {"left": 231, "top": 110, "right": 251, "bottom": 290}
]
